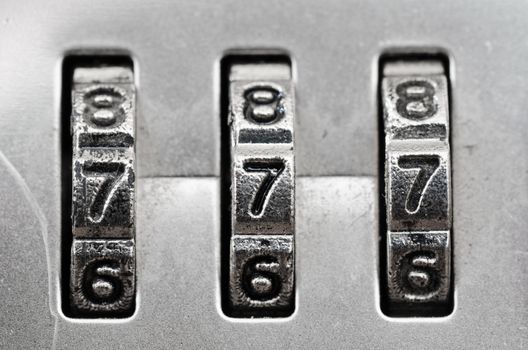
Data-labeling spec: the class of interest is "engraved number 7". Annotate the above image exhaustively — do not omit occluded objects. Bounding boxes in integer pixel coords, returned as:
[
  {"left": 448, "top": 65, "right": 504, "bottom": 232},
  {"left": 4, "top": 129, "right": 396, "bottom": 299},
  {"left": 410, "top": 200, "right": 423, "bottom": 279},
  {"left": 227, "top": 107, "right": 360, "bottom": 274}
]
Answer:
[
  {"left": 398, "top": 155, "right": 440, "bottom": 214},
  {"left": 82, "top": 163, "right": 127, "bottom": 223},
  {"left": 243, "top": 160, "right": 285, "bottom": 216}
]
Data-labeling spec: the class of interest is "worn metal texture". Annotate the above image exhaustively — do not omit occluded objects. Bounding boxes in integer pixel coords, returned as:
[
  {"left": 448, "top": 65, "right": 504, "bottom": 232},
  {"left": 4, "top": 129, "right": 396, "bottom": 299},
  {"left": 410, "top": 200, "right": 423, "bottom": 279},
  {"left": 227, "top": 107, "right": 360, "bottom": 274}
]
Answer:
[
  {"left": 0, "top": 0, "right": 527, "bottom": 348},
  {"left": 229, "top": 235, "right": 294, "bottom": 312},
  {"left": 227, "top": 62, "right": 295, "bottom": 316},
  {"left": 230, "top": 73, "right": 295, "bottom": 234},
  {"left": 381, "top": 60, "right": 452, "bottom": 314},
  {"left": 382, "top": 61, "right": 451, "bottom": 232},
  {"left": 71, "top": 66, "right": 136, "bottom": 239},
  {"left": 387, "top": 231, "right": 451, "bottom": 304},
  {"left": 68, "top": 65, "right": 137, "bottom": 316},
  {"left": 70, "top": 239, "right": 136, "bottom": 315}
]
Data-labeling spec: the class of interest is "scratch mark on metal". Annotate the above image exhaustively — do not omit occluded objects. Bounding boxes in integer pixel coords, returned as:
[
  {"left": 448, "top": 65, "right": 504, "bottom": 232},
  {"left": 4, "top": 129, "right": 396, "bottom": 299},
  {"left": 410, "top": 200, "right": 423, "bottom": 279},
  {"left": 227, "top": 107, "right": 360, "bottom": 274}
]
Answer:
[{"left": 0, "top": 151, "right": 58, "bottom": 349}]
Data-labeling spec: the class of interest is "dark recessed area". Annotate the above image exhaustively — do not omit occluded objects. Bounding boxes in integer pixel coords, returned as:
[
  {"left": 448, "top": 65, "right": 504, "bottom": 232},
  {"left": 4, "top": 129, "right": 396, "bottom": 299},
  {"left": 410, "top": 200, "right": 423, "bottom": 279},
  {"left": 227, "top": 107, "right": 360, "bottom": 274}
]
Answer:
[
  {"left": 61, "top": 54, "right": 134, "bottom": 318},
  {"left": 220, "top": 52, "right": 294, "bottom": 318},
  {"left": 378, "top": 51, "right": 454, "bottom": 317}
]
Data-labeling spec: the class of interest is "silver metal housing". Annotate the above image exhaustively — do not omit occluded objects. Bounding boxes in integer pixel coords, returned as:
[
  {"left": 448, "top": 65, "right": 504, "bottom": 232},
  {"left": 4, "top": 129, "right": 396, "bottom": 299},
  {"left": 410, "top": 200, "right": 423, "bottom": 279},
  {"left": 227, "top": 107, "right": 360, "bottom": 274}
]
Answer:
[{"left": 0, "top": 0, "right": 526, "bottom": 347}]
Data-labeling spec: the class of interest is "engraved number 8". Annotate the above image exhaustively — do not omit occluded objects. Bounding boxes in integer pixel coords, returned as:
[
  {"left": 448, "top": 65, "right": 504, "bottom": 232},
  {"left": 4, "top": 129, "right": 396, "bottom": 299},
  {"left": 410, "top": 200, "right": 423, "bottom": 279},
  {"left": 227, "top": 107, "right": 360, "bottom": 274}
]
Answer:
[{"left": 396, "top": 80, "right": 437, "bottom": 120}]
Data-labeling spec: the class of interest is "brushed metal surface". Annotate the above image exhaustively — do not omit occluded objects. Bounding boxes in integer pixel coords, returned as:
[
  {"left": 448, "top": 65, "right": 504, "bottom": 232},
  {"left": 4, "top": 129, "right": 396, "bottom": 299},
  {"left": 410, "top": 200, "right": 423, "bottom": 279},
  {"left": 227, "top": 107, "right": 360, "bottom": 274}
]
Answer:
[{"left": 0, "top": 0, "right": 527, "bottom": 348}]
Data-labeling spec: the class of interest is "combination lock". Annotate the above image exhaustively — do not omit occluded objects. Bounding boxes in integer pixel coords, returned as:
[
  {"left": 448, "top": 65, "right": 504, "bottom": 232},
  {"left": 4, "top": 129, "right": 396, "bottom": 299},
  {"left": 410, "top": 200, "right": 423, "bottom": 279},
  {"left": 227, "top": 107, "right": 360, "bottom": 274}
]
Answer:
[{"left": 0, "top": 1, "right": 526, "bottom": 349}]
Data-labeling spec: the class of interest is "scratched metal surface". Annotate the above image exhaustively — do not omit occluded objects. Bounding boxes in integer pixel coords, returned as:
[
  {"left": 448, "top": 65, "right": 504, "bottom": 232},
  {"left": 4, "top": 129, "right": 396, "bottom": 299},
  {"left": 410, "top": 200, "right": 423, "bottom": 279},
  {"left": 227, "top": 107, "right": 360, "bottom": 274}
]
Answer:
[{"left": 0, "top": 0, "right": 527, "bottom": 349}]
